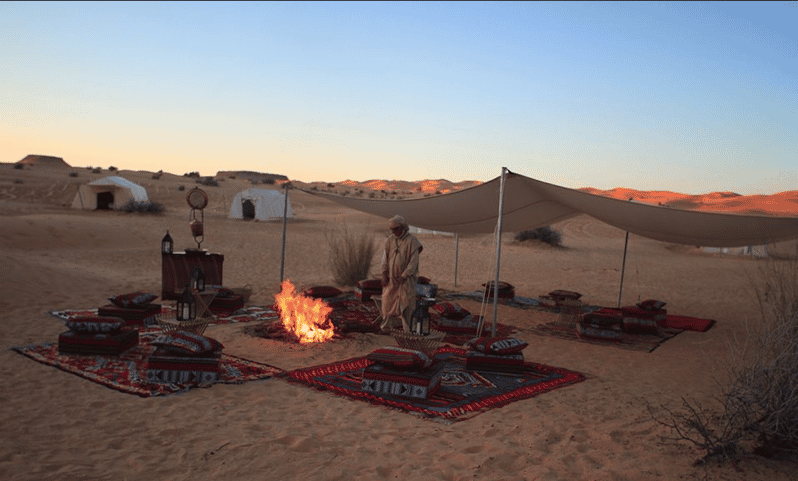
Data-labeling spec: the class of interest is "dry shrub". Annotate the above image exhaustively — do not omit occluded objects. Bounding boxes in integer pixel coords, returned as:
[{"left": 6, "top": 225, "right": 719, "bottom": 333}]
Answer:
[
  {"left": 120, "top": 200, "right": 165, "bottom": 214},
  {"left": 651, "top": 245, "right": 798, "bottom": 464},
  {"left": 515, "top": 226, "right": 563, "bottom": 247},
  {"left": 326, "top": 226, "right": 378, "bottom": 287}
]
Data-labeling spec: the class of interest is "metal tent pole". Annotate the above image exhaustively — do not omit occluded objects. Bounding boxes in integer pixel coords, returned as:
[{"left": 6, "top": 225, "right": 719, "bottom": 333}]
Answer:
[
  {"left": 617, "top": 231, "right": 629, "bottom": 308},
  {"left": 492, "top": 167, "right": 508, "bottom": 337},
  {"left": 454, "top": 233, "right": 459, "bottom": 287},
  {"left": 616, "top": 198, "right": 633, "bottom": 308},
  {"left": 279, "top": 183, "right": 289, "bottom": 284}
]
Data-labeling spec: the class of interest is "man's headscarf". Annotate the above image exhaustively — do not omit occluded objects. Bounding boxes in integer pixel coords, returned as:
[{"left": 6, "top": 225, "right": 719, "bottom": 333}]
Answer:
[{"left": 388, "top": 215, "right": 408, "bottom": 230}]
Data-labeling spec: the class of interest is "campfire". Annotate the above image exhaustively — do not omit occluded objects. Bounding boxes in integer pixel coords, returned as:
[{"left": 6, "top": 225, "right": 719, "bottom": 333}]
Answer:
[{"left": 274, "top": 280, "right": 335, "bottom": 343}]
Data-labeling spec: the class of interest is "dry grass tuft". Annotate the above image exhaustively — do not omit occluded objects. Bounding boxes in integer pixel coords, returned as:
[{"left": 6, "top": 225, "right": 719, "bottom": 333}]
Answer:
[{"left": 326, "top": 226, "right": 379, "bottom": 287}]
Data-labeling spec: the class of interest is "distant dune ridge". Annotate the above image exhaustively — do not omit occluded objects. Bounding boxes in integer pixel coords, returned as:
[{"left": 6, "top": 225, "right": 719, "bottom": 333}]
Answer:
[
  {"left": 16, "top": 155, "right": 71, "bottom": 168},
  {"left": 4, "top": 156, "right": 797, "bottom": 215},
  {"left": 578, "top": 186, "right": 798, "bottom": 216}
]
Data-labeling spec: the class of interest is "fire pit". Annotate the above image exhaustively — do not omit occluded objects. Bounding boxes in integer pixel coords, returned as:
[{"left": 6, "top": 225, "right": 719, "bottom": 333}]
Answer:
[{"left": 274, "top": 280, "right": 336, "bottom": 344}]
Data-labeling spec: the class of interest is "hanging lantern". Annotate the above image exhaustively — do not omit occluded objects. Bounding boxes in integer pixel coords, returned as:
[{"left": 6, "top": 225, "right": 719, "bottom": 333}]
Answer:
[
  {"left": 176, "top": 286, "right": 196, "bottom": 322},
  {"left": 186, "top": 188, "right": 209, "bottom": 250},
  {"left": 161, "top": 230, "right": 173, "bottom": 255},
  {"left": 191, "top": 267, "right": 206, "bottom": 292}
]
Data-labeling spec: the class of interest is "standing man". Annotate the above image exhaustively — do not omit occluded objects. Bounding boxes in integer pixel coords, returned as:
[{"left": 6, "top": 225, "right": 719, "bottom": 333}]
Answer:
[{"left": 380, "top": 215, "right": 423, "bottom": 332}]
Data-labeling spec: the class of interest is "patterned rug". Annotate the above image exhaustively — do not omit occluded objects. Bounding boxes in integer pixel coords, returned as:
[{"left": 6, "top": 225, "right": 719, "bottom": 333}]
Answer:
[
  {"left": 438, "top": 290, "right": 544, "bottom": 310},
  {"left": 282, "top": 346, "right": 586, "bottom": 423},
  {"left": 11, "top": 332, "right": 283, "bottom": 397},
  {"left": 50, "top": 306, "right": 280, "bottom": 328},
  {"left": 526, "top": 323, "right": 682, "bottom": 353}
]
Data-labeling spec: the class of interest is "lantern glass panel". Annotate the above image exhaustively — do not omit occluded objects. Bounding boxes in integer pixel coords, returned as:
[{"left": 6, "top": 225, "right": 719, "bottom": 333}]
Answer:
[{"left": 161, "top": 231, "right": 173, "bottom": 254}]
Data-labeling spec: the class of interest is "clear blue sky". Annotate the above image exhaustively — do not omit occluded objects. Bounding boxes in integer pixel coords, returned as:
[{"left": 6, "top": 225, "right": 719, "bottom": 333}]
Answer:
[{"left": 1, "top": 1, "right": 795, "bottom": 194}]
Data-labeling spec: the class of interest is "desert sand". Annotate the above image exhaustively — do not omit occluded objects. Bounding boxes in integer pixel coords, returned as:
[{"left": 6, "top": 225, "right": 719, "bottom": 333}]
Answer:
[{"left": 2, "top": 161, "right": 797, "bottom": 480}]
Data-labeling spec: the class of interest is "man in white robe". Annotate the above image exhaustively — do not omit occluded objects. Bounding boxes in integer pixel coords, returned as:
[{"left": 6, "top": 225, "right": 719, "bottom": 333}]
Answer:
[{"left": 380, "top": 215, "right": 423, "bottom": 332}]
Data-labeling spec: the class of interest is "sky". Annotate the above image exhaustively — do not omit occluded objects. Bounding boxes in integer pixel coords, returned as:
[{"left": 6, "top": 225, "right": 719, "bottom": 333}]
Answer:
[{"left": 1, "top": 1, "right": 796, "bottom": 195}]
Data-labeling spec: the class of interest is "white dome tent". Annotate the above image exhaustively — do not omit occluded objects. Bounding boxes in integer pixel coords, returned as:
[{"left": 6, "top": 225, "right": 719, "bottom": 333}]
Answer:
[
  {"left": 228, "top": 188, "right": 293, "bottom": 221},
  {"left": 71, "top": 176, "right": 149, "bottom": 210}
]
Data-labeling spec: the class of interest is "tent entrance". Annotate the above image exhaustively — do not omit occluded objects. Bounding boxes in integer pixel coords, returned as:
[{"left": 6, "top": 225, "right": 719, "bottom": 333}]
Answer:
[
  {"left": 96, "top": 191, "right": 114, "bottom": 210},
  {"left": 242, "top": 199, "right": 256, "bottom": 220}
]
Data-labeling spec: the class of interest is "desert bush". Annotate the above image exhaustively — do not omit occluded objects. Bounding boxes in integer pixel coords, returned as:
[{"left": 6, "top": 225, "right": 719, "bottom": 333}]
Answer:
[
  {"left": 326, "top": 226, "right": 378, "bottom": 286},
  {"left": 515, "top": 226, "right": 563, "bottom": 247},
  {"left": 68, "top": 171, "right": 78, "bottom": 177},
  {"left": 13, "top": 179, "right": 23, "bottom": 184},
  {"left": 92, "top": 168, "right": 102, "bottom": 174},
  {"left": 13, "top": 163, "right": 23, "bottom": 170},
  {"left": 368, "top": 192, "right": 375, "bottom": 198},
  {"left": 263, "top": 178, "right": 276, "bottom": 185},
  {"left": 120, "top": 200, "right": 165, "bottom": 214},
  {"left": 178, "top": 185, "right": 186, "bottom": 191},
  {"left": 310, "top": 186, "right": 318, "bottom": 191},
  {"left": 152, "top": 170, "right": 163, "bottom": 180},
  {"left": 651, "top": 246, "right": 798, "bottom": 464},
  {"left": 327, "top": 183, "right": 335, "bottom": 188},
  {"left": 108, "top": 166, "right": 117, "bottom": 171}
]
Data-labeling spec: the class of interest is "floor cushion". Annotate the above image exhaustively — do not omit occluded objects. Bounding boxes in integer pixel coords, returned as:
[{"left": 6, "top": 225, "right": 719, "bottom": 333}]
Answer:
[
  {"left": 209, "top": 295, "right": 244, "bottom": 314},
  {"left": 108, "top": 292, "right": 159, "bottom": 309},
  {"left": 58, "top": 327, "right": 139, "bottom": 356},
  {"left": 466, "top": 351, "right": 526, "bottom": 374},
  {"left": 361, "top": 361, "right": 445, "bottom": 399},
  {"left": 366, "top": 347, "right": 432, "bottom": 370},
  {"left": 466, "top": 336, "right": 528, "bottom": 355},
  {"left": 97, "top": 304, "right": 162, "bottom": 326},
  {"left": 146, "top": 348, "right": 221, "bottom": 384}
]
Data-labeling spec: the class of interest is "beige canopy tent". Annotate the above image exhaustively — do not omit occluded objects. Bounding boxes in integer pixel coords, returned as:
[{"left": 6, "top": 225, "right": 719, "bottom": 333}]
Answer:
[
  {"left": 301, "top": 171, "right": 798, "bottom": 247},
  {"left": 300, "top": 169, "right": 798, "bottom": 334}
]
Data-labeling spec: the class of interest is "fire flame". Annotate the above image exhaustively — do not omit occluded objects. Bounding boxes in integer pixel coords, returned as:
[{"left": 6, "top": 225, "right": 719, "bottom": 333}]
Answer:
[{"left": 274, "top": 280, "right": 335, "bottom": 343}]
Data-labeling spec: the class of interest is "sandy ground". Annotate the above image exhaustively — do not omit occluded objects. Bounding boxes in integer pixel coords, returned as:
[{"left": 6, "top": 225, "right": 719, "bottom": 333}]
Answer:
[{"left": 2, "top": 163, "right": 797, "bottom": 480}]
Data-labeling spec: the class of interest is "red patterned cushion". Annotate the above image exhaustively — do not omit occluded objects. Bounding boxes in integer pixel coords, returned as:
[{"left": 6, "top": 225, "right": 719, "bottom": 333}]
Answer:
[
  {"left": 482, "top": 281, "right": 514, "bottom": 291},
  {"left": 150, "top": 332, "right": 224, "bottom": 356},
  {"left": 366, "top": 347, "right": 432, "bottom": 370},
  {"left": 417, "top": 276, "right": 431, "bottom": 285},
  {"left": 467, "top": 336, "right": 528, "bottom": 355},
  {"left": 108, "top": 292, "right": 158, "bottom": 308},
  {"left": 66, "top": 316, "right": 125, "bottom": 333},
  {"left": 637, "top": 299, "right": 667, "bottom": 311},
  {"left": 215, "top": 288, "right": 236, "bottom": 298},
  {"left": 431, "top": 302, "right": 470, "bottom": 320},
  {"left": 481, "top": 281, "right": 515, "bottom": 298},
  {"left": 357, "top": 279, "right": 382, "bottom": 290},
  {"left": 302, "top": 286, "right": 342, "bottom": 299}
]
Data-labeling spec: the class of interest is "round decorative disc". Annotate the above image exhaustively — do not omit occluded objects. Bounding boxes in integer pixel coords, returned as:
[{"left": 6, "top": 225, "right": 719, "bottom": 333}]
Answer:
[{"left": 186, "top": 188, "right": 209, "bottom": 210}]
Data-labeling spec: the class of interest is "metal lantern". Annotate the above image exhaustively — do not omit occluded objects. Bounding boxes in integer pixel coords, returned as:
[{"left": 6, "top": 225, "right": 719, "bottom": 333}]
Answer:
[
  {"left": 412, "top": 297, "right": 436, "bottom": 335},
  {"left": 191, "top": 267, "right": 206, "bottom": 292},
  {"left": 176, "top": 286, "right": 196, "bottom": 322},
  {"left": 161, "top": 230, "right": 173, "bottom": 255}
]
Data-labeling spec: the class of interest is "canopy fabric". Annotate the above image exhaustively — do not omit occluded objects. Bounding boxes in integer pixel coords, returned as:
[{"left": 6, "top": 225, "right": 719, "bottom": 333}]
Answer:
[{"left": 301, "top": 172, "right": 798, "bottom": 247}]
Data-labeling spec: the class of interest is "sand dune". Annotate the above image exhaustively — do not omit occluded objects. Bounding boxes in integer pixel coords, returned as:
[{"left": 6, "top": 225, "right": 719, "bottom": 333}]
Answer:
[{"left": 1, "top": 162, "right": 797, "bottom": 480}]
